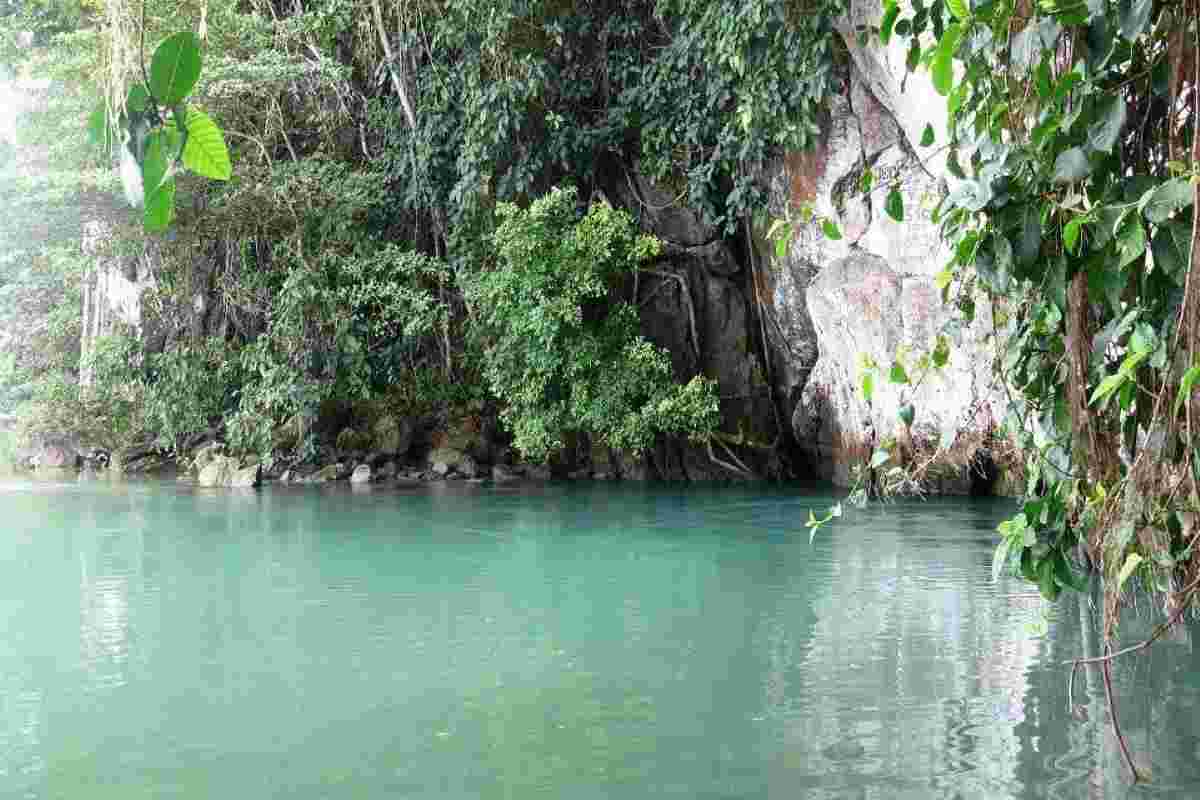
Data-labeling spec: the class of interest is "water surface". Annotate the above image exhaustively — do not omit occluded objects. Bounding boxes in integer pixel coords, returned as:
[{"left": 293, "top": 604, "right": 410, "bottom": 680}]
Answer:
[{"left": 2, "top": 479, "right": 1198, "bottom": 798}]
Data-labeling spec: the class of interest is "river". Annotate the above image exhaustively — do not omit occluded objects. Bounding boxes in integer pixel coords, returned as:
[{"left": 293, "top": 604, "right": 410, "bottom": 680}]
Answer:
[{"left": 2, "top": 478, "right": 1198, "bottom": 798}]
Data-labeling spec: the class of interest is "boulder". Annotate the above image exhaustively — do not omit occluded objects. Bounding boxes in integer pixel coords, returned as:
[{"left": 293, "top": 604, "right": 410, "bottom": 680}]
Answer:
[
  {"left": 491, "top": 464, "right": 521, "bottom": 483},
  {"left": 349, "top": 464, "right": 372, "bottom": 484},
  {"left": 377, "top": 460, "right": 398, "bottom": 479},
  {"left": 428, "top": 447, "right": 475, "bottom": 476},
  {"left": 198, "top": 455, "right": 261, "bottom": 488},
  {"left": 38, "top": 442, "right": 76, "bottom": 468},
  {"left": 305, "top": 464, "right": 341, "bottom": 483},
  {"left": 192, "top": 441, "right": 224, "bottom": 475}
]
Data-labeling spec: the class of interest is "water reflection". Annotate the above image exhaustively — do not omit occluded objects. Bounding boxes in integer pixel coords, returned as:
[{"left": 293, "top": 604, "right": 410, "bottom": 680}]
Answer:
[{"left": 1, "top": 481, "right": 1198, "bottom": 798}]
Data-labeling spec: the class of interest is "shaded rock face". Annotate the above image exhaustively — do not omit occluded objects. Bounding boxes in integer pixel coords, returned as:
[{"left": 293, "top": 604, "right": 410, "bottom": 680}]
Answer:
[
  {"left": 622, "top": 175, "right": 780, "bottom": 481},
  {"left": 748, "top": 16, "right": 1005, "bottom": 490}
]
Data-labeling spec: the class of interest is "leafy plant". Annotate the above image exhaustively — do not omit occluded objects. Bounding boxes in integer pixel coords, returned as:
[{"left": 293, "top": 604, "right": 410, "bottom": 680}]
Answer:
[
  {"left": 91, "top": 29, "right": 231, "bottom": 231},
  {"left": 467, "top": 186, "right": 720, "bottom": 461}
]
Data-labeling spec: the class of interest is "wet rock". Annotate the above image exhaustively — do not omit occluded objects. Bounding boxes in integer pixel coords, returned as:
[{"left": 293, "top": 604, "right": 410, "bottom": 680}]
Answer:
[
  {"left": 198, "top": 455, "right": 260, "bottom": 488},
  {"left": 492, "top": 464, "right": 521, "bottom": 483},
  {"left": 428, "top": 447, "right": 474, "bottom": 477},
  {"left": 349, "top": 464, "right": 372, "bottom": 484},
  {"left": 377, "top": 460, "right": 397, "bottom": 479}
]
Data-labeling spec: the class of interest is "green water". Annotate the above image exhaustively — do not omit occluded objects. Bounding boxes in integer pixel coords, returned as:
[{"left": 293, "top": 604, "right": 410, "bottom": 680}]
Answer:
[{"left": 2, "top": 479, "right": 1200, "bottom": 799}]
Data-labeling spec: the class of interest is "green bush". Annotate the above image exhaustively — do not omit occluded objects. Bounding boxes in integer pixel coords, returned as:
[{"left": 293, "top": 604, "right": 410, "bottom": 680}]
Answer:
[{"left": 467, "top": 186, "right": 719, "bottom": 461}]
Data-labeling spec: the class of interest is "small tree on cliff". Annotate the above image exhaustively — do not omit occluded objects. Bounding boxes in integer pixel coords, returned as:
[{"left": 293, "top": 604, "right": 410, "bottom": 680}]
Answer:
[{"left": 466, "top": 186, "right": 720, "bottom": 463}]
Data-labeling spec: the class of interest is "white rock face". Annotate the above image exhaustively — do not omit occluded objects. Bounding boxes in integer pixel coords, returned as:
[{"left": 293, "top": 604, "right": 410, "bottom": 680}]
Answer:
[
  {"left": 79, "top": 221, "right": 157, "bottom": 386},
  {"left": 756, "top": 8, "right": 1006, "bottom": 489}
]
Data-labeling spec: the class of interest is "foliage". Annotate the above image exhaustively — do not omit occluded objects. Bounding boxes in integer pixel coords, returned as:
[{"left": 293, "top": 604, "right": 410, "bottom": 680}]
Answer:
[
  {"left": 95, "top": 28, "right": 232, "bottom": 231},
  {"left": 887, "top": 0, "right": 1199, "bottom": 624},
  {"left": 467, "top": 187, "right": 719, "bottom": 460}
]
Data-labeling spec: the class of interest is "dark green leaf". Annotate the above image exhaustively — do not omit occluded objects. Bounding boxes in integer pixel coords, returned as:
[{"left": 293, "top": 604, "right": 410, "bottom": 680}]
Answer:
[
  {"left": 920, "top": 123, "right": 935, "bottom": 147},
  {"left": 1116, "top": 217, "right": 1147, "bottom": 267},
  {"left": 1152, "top": 220, "right": 1192, "bottom": 282},
  {"left": 1018, "top": 205, "right": 1041, "bottom": 266},
  {"left": 1087, "top": 97, "right": 1127, "bottom": 154},
  {"left": 1037, "top": 556, "right": 1061, "bottom": 601},
  {"left": 898, "top": 402, "right": 915, "bottom": 427},
  {"left": 1052, "top": 148, "right": 1092, "bottom": 184},
  {"left": 885, "top": 187, "right": 904, "bottom": 222},
  {"left": 1141, "top": 178, "right": 1194, "bottom": 224},
  {"left": 149, "top": 32, "right": 203, "bottom": 105}
]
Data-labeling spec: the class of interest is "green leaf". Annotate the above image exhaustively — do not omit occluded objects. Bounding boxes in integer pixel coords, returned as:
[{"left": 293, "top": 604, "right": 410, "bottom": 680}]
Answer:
[
  {"left": 144, "top": 176, "right": 175, "bottom": 232},
  {"left": 1052, "top": 148, "right": 1092, "bottom": 184},
  {"left": 1152, "top": 220, "right": 1192, "bottom": 281},
  {"left": 1037, "top": 556, "right": 1061, "bottom": 601},
  {"left": 932, "top": 335, "right": 950, "bottom": 368},
  {"left": 1116, "top": 216, "right": 1147, "bottom": 267},
  {"left": 1175, "top": 365, "right": 1200, "bottom": 415},
  {"left": 920, "top": 123, "right": 935, "bottom": 147},
  {"left": 141, "top": 130, "right": 170, "bottom": 196},
  {"left": 889, "top": 360, "right": 909, "bottom": 384},
  {"left": 870, "top": 448, "right": 890, "bottom": 468},
  {"left": 931, "top": 24, "right": 962, "bottom": 96},
  {"left": 860, "top": 168, "right": 874, "bottom": 194},
  {"left": 87, "top": 102, "right": 112, "bottom": 151},
  {"left": 897, "top": 402, "right": 915, "bottom": 427},
  {"left": 885, "top": 187, "right": 904, "bottom": 222},
  {"left": 149, "top": 32, "right": 203, "bottom": 105},
  {"left": 821, "top": 219, "right": 843, "bottom": 240},
  {"left": 1116, "top": 551, "right": 1143, "bottom": 590},
  {"left": 880, "top": 0, "right": 901, "bottom": 44},
  {"left": 1087, "top": 97, "right": 1127, "bottom": 154},
  {"left": 861, "top": 369, "right": 875, "bottom": 403},
  {"left": 1089, "top": 372, "right": 1127, "bottom": 406},
  {"left": 1119, "top": 0, "right": 1152, "bottom": 40},
  {"left": 934, "top": 267, "right": 954, "bottom": 292},
  {"left": 125, "top": 84, "right": 150, "bottom": 114},
  {"left": 1130, "top": 322, "right": 1157, "bottom": 355},
  {"left": 1054, "top": 551, "right": 1090, "bottom": 592},
  {"left": 1141, "top": 178, "right": 1194, "bottom": 224},
  {"left": 1063, "top": 217, "right": 1085, "bottom": 254},
  {"left": 946, "top": 0, "right": 970, "bottom": 21}
]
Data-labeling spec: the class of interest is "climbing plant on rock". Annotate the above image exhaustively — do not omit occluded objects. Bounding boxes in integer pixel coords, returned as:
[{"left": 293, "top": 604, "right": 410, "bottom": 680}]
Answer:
[{"left": 887, "top": 0, "right": 1199, "bottom": 637}]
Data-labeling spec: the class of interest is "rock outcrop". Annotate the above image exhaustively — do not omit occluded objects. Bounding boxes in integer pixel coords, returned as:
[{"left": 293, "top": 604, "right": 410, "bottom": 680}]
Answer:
[{"left": 749, "top": 4, "right": 1006, "bottom": 491}]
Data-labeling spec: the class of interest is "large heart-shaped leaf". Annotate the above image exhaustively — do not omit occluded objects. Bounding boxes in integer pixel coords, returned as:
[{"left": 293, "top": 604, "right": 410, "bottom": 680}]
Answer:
[
  {"left": 932, "top": 24, "right": 963, "bottom": 96},
  {"left": 149, "top": 32, "right": 202, "bottom": 105},
  {"left": 1087, "top": 97, "right": 1126, "bottom": 154},
  {"left": 181, "top": 107, "right": 232, "bottom": 180}
]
